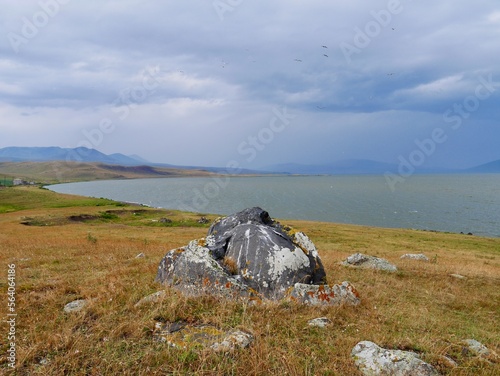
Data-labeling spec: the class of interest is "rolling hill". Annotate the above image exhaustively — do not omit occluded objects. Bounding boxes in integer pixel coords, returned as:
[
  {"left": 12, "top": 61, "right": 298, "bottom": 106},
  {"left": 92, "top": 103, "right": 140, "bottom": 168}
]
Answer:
[
  {"left": 0, "top": 161, "right": 214, "bottom": 184},
  {"left": 0, "top": 146, "right": 146, "bottom": 165}
]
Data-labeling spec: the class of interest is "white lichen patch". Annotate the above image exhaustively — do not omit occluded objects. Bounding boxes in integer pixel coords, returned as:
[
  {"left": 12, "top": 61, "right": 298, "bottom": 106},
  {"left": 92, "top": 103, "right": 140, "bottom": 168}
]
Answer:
[
  {"left": 293, "top": 232, "right": 319, "bottom": 257},
  {"left": 267, "top": 245, "right": 310, "bottom": 280}
]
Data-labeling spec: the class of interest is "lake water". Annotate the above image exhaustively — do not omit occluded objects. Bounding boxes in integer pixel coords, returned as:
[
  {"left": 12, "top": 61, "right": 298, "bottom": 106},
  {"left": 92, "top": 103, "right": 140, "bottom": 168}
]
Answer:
[{"left": 48, "top": 174, "right": 500, "bottom": 238}]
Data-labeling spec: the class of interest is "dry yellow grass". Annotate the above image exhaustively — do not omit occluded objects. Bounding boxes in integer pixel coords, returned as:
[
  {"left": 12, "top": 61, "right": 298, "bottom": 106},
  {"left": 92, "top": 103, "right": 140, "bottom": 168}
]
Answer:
[{"left": 0, "top": 186, "right": 499, "bottom": 375}]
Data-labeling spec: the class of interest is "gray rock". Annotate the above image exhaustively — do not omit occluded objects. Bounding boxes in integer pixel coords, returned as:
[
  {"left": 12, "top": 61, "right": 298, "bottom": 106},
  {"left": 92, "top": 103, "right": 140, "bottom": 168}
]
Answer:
[
  {"left": 352, "top": 341, "right": 439, "bottom": 376},
  {"left": 134, "top": 290, "right": 167, "bottom": 307},
  {"left": 450, "top": 274, "right": 466, "bottom": 280},
  {"left": 342, "top": 253, "right": 397, "bottom": 272},
  {"left": 63, "top": 299, "right": 87, "bottom": 313},
  {"left": 287, "top": 281, "right": 360, "bottom": 306},
  {"left": 462, "top": 339, "right": 490, "bottom": 357},
  {"left": 307, "top": 317, "right": 332, "bottom": 328},
  {"left": 210, "top": 330, "right": 254, "bottom": 352},
  {"left": 156, "top": 207, "right": 334, "bottom": 301},
  {"left": 400, "top": 253, "right": 429, "bottom": 261},
  {"left": 154, "top": 321, "right": 254, "bottom": 352}
]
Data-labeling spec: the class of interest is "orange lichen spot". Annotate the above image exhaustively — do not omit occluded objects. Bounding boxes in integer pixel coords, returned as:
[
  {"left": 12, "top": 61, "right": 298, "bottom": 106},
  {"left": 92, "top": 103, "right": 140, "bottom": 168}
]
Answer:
[
  {"left": 348, "top": 284, "right": 361, "bottom": 298},
  {"left": 307, "top": 291, "right": 315, "bottom": 298},
  {"left": 225, "top": 282, "right": 232, "bottom": 289},
  {"left": 203, "top": 277, "right": 210, "bottom": 287}
]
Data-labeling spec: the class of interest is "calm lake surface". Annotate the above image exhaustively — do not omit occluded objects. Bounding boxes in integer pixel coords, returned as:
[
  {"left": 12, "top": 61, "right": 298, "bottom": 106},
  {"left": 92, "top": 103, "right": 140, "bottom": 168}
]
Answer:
[{"left": 48, "top": 174, "right": 500, "bottom": 238}]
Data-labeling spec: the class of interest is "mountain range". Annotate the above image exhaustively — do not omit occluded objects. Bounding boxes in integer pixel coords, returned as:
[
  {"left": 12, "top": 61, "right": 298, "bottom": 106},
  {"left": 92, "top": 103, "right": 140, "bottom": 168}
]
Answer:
[{"left": 1, "top": 146, "right": 499, "bottom": 174}]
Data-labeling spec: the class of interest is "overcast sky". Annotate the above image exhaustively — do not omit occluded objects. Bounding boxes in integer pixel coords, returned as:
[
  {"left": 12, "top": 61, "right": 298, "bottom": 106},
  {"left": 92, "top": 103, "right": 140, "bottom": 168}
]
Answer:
[{"left": 1, "top": 0, "right": 499, "bottom": 170}]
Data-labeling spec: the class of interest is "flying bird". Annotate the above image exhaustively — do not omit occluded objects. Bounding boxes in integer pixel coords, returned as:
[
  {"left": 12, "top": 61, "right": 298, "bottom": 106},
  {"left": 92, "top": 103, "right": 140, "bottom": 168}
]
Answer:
[
  {"left": 294, "top": 59, "right": 302, "bottom": 62},
  {"left": 322, "top": 45, "right": 328, "bottom": 48},
  {"left": 323, "top": 54, "right": 329, "bottom": 58}
]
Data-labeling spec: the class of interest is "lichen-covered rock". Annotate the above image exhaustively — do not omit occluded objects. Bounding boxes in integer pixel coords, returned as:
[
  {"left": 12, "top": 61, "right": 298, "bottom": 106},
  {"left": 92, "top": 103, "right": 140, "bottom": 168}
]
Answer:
[
  {"left": 352, "top": 341, "right": 439, "bottom": 376},
  {"left": 210, "top": 330, "right": 254, "bottom": 352},
  {"left": 155, "top": 239, "right": 248, "bottom": 298},
  {"left": 342, "top": 253, "right": 397, "bottom": 272},
  {"left": 287, "top": 281, "right": 360, "bottom": 306},
  {"left": 156, "top": 207, "right": 331, "bottom": 300},
  {"left": 400, "top": 253, "right": 429, "bottom": 261},
  {"left": 153, "top": 321, "right": 253, "bottom": 352}
]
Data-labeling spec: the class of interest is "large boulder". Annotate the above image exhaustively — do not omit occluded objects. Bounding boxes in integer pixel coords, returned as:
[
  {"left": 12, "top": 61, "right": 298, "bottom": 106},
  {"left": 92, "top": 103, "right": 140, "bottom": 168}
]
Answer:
[{"left": 156, "top": 207, "right": 358, "bottom": 304}]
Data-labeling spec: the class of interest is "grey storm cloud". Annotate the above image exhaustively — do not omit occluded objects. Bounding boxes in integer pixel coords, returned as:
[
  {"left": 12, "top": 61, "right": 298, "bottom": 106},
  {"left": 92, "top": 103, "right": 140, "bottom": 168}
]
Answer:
[{"left": 1, "top": 0, "right": 499, "bottom": 168}]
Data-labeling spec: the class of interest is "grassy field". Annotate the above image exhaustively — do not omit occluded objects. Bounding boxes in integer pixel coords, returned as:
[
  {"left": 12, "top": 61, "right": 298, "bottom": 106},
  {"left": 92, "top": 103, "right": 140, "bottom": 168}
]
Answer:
[
  {"left": 0, "top": 161, "right": 215, "bottom": 184},
  {"left": 0, "top": 186, "right": 499, "bottom": 375}
]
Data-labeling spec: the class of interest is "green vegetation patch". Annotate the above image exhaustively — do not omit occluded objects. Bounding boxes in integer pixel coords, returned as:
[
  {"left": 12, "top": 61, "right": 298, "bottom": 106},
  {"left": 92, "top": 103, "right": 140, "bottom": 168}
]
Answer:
[{"left": 0, "top": 186, "right": 124, "bottom": 213}]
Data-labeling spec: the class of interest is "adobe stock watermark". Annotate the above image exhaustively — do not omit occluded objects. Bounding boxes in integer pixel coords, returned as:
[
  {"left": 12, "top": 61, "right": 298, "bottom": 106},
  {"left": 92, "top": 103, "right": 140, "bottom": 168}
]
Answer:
[
  {"left": 213, "top": 0, "right": 244, "bottom": 21},
  {"left": 384, "top": 73, "right": 499, "bottom": 192},
  {"left": 7, "top": 0, "right": 71, "bottom": 54},
  {"left": 339, "top": 0, "right": 412, "bottom": 64},
  {"left": 182, "top": 106, "right": 296, "bottom": 212},
  {"left": 51, "top": 66, "right": 162, "bottom": 181}
]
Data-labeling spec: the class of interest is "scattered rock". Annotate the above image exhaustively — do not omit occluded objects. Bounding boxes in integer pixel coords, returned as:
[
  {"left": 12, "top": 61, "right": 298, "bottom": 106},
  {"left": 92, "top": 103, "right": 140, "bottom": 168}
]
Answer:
[
  {"left": 436, "top": 355, "right": 458, "bottom": 368},
  {"left": 156, "top": 207, "right": 357, "bottom": 305},
  {"left": 63, "top": 299, "right": 87, "bottom": 313},
  {"left": 307, "top": 317, "right": 332, "bottom": 328},
  {"left": 462, "top": 339, "right": 490, "bottom": 357},
  {"left": 210, "top": 330, "right": 254, "bottom": 352},
  {"left": 39, "top": 358, "right": 50, "bottom": 366},
  {"left": 135, "top": 252, "right": 146, "bottom": 258},
  {"left": 351, "top": 341, "right": 439, "bottom": 376},
  {"left": 449, "top": 274, "right": 466, "bottom": 280},
  {"left": 159, "top": 218, "right": 172, "bottom": 223},
  {"left": 153, "top": 321, "right": 254, "bottom": 352},
  {"left": 342, "top": 253, "right": 397, "bottom": 272},
  {"left": 198, "top": 216, "right": 210, "bottom": 224},
  {"left": 287, "top": 281, "right": 360, "bottom": 306},
  {"left": 134, "top": 290, "right": 167, "bottom": 307},
  {"left": 400, "top": 253, "right": 429, "bottom": 261}
]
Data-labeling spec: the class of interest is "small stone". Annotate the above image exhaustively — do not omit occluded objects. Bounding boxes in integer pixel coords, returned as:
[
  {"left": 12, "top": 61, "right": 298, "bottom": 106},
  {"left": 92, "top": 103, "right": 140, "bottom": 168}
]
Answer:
[
  {"left": 134, "top": 290, "right": 167, "bottom": 307},
  {"left": 135, "top": 252, "right": 146, "bottom": 258},
  {"left": 437, "top": 355, "right": 458, "bottom": 368},
  {"left": 39, "top": 358, "right": 50, "bottom": 365},
  {"left": 63, "top": 299, "right": 87, "bottom": 313},
  {"left": 450, "top": 274, "right": 466, "bottom": 280},
  {"left": 159, "top": 218, "right": 172, "bottom": 223},
  {"left": 210, "top": 330, "right": 254, "bottom": 352},
  {"left": 288, "top": 281, "right": 361, "bottom": 306},
  {"left": 462, "top": 339, "right": 490, "bottom": 357},
  {"left": 307, "top": 317, "right": 331, "bottom": 328},
  {"left": 352, "top": 341, "right": 439, "bottom": 376},
  {"left": 198, "top": 216, "right": 210, "bottom": 224},
  {"left": 342, "top": 253, "right": 397, "bottom": 272},
  {"left": 400, "top": 253, "right": 430, "bottom": 261}
]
